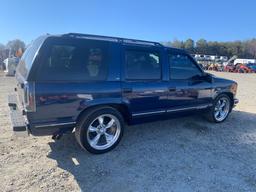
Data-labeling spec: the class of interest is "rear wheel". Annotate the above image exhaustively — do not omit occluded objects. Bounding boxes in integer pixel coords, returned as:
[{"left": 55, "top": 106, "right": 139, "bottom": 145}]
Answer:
[
  {"left": 205, "top": 94, "right": 231, "bottom": 123},
  {"left": 75, "top": 107, "right": 124, "bottom": 154}
]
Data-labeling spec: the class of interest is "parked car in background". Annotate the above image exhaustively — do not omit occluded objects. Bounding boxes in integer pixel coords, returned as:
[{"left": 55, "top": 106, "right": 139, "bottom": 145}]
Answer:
[
  {"left": 224, "top": 63, "right": 236, "bottom": 72},
  {"left": 246, "top": 63, "right": 256, "bottom": 73},
  {"left": 207, "top": 63, "right": 224, "bottom": 71},
  {"left": 8, "top": 33, "right": 239, "bottom": 154},
  {"left": 234, "top": 64, "right": 254, "bottom": 73}
]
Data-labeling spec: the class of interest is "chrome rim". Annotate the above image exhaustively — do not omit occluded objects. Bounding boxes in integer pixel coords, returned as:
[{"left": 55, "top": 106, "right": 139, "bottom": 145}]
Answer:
[
  {"left": 214, "top": 97, "right": 230, "bottom": 121},
  {"left": 86, "top": 114, "right": 121, "bottom": 150}
]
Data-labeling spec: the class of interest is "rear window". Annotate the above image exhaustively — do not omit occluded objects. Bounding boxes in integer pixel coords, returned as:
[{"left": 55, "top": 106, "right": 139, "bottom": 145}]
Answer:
[
  {"left": 37, "top": 38, "right": 109, "bottom": 81},
  {"left": 17, "top": 36, "right": 45, "bottom": 78}
]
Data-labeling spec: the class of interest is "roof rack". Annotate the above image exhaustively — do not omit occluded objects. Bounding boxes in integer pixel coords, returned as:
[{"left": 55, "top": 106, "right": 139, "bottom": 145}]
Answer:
[{"left": 62, "top": 33, "right": 163, "bottom": 47}]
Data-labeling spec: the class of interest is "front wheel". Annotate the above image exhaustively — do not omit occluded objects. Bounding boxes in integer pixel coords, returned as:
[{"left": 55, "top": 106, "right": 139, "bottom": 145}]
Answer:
[
  {"left": 75, "top": 107, "right": 124, "bottom": 154},
  {"left": 205, "top": 94, "right": 231, "bottom": 123}
]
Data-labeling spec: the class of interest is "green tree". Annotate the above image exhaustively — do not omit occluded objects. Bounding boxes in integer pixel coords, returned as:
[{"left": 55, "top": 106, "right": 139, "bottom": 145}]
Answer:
[
  {"left": 164, "top": 38, "right": 256, "bottom": 59},
  {"left": 196, "top": 39, "right": 208, "bottom": 54},
  {"left": 184, "top": 38, "right": 194, "bottom": 53}
]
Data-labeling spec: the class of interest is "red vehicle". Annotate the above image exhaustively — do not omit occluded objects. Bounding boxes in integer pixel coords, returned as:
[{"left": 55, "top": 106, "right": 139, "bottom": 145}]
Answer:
[
  {"left": 224, "top": 64, "right": 236, "bottom": 72},
  {"left": 224, "top": 63, "right": 255, "bottom": 73},
  {"left": 234, "top": 64, "right": 254, "bottom": 73}
]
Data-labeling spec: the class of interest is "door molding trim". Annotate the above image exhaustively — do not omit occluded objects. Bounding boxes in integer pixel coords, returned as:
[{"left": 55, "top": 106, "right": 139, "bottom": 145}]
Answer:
[
  {"left": 132, "top": 104, "right": 212, "bottom": 117},
  {"left": 166, "top": 104, "right": 211, "bottom": 113},
  {"left": 34, "top": 121, "right": 76, "bottom": 128},
  {"left": 132, "top": 110, "right": 166, "bottom": 117}
]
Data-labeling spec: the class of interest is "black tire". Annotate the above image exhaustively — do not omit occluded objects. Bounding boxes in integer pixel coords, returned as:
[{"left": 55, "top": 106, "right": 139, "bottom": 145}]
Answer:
[
  {"left": 75, "top": 106, "right": 124, "bottom": 154},
  {"left": 205, "top": 94, "right": 232, "bottom": 123},
  {"left": 239, "top": 69, "right": 245, "bottom": 73}
]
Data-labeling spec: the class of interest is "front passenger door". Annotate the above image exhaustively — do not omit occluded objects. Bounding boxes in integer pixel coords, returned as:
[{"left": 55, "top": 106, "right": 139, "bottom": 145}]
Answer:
[{"left": 166, "top": 51, "right": 212, "bottom": 111}]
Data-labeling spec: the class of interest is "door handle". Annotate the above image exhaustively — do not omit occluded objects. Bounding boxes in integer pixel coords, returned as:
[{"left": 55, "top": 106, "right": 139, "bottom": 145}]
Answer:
[
  {"left": 123, "top": 88, "right": 133, "bottom": 93},
  {"left": 168, "top": 87, "right": 176, "bottom": 92}
]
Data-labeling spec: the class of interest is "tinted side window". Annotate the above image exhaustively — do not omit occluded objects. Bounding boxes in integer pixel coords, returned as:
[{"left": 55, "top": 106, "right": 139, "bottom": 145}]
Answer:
[
  {"left": 169, "top": 53, "right": 202, "bottom": 80},
  {"left": 38, "top": 39, "right": 108, "bottom": 81},
  {"left": 125, "top": 50, "right": 161, "bottom": 80}
]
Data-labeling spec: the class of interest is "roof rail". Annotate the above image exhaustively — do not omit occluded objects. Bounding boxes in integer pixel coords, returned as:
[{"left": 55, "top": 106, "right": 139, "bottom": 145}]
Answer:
[
  {"left": 63, "top": 33, "right": 120, "bottom": 42},
  {"left": 62, "top": 33, "right": 163, "bottom": 47},
  {"left": 122, "top": 38, "right": 163, "bottom": 47}
]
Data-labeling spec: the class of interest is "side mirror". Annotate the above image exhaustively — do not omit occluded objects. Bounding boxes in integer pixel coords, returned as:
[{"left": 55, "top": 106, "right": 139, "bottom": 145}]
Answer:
[
  {"left": 191, "top": 73, "right": 212, "bottom": 83},
  {"left": 202, "top": 73, "right": 213, "bottom": 83},
  {"left": 191, "top": 74, "right": 202, "bottom": 81}
]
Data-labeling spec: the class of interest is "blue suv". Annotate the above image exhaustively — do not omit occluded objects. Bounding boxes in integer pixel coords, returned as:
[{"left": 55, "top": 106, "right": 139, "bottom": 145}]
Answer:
[{"left": 8, "top": 33, "right": 238, "bottom": 154}]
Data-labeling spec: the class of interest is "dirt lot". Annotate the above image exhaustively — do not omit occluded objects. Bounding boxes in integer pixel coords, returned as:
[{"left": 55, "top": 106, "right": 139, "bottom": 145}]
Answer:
[{"left": 0, "top": 71, "right": 256, "bottom": 192}]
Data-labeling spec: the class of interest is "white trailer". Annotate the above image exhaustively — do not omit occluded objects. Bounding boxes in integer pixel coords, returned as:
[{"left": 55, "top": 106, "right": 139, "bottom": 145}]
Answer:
[
  {"left": 234, "top": 58, "right": 256, "bottom": 65},
  {"left": 4, "top": 57, "right": 19, "bottom": 76}
]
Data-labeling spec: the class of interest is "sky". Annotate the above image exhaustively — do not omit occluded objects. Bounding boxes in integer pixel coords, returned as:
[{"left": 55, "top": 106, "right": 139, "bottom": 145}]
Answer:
[{"left": 0, "top": 0, "right": 256, "bottom": 45}]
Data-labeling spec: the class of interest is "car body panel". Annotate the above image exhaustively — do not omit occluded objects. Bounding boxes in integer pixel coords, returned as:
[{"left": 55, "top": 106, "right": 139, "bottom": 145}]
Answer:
[
  {"left": 166, "top": 74, "right": 214, "bottom": 109},
  {"left": 11, "top": 34, "right": 238, "bottom": 136}
]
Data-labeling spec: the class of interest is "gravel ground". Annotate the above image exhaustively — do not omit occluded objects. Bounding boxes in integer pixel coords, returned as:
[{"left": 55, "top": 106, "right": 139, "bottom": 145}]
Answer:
[{"left": 0, "top": 71, "right": 256, "bottom": 192}]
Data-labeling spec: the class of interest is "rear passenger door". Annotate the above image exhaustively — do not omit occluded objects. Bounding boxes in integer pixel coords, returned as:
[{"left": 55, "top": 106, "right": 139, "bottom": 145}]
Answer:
[
  {"left": 166, "top": 51, "right": 212, "bottom": 111},
  {"left": 121, "top": 46, "right": 168, "bottom": 117},
  {"left": 33, "top": 38, "right": 121, "bottom": 125}
]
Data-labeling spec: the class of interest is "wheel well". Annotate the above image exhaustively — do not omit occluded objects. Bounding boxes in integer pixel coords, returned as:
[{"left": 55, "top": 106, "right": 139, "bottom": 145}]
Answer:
[{"left": 76, "top": 104, "right": 131, "bottom": 124}]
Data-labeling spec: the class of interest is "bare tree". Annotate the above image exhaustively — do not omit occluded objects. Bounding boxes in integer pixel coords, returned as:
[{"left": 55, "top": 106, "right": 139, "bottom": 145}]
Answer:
[
  {"left": 246, "top": 39, "right": 256, "bottom": 58},
  {"left": 6, "top": 39, "right": 25, "bottom": 56},
  {"left": 0, "top": 43, "right": 5, "bottom": 50},
  {"left": 171, "top": 39, "right": 184, "bottom": 49}
]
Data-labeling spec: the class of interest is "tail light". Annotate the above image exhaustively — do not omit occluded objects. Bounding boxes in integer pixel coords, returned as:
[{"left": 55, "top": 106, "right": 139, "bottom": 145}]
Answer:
[
  {"left": 230, "top": 83, "right": 238, "bottom": 96},
  {"left": 24, "top": 82, "right": 36, "bottom": 112}
]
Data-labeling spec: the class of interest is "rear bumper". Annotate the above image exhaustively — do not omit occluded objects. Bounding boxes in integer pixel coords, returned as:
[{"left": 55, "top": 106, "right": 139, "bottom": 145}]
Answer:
[
  {"left": 8, "top": 94, "right": 75, "bottom": 136},
  {"left": 30, "top": 122, "right": 75, "bottom": 136},
  {"left": 8, "top": 94, "right": 29, "bottom": 136}
]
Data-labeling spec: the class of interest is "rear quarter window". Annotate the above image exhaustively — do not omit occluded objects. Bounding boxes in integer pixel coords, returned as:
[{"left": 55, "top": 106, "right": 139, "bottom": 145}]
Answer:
[{"left": 37, "top": 38, "right": 109, "bottom": 81}]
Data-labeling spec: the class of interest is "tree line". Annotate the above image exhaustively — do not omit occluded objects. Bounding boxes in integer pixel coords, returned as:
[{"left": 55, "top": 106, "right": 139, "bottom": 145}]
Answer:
[
  {"left": 163, "top": 38, "right": 256, "bottom": 59},
  {"left": 1, "top": 38, "right": 256, "bottom": 61}
]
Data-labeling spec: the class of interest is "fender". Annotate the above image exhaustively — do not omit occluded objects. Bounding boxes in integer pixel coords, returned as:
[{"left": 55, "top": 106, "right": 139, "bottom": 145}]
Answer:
[{"left": 75, "top": 97, "right": 132, "bottom": 122}]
